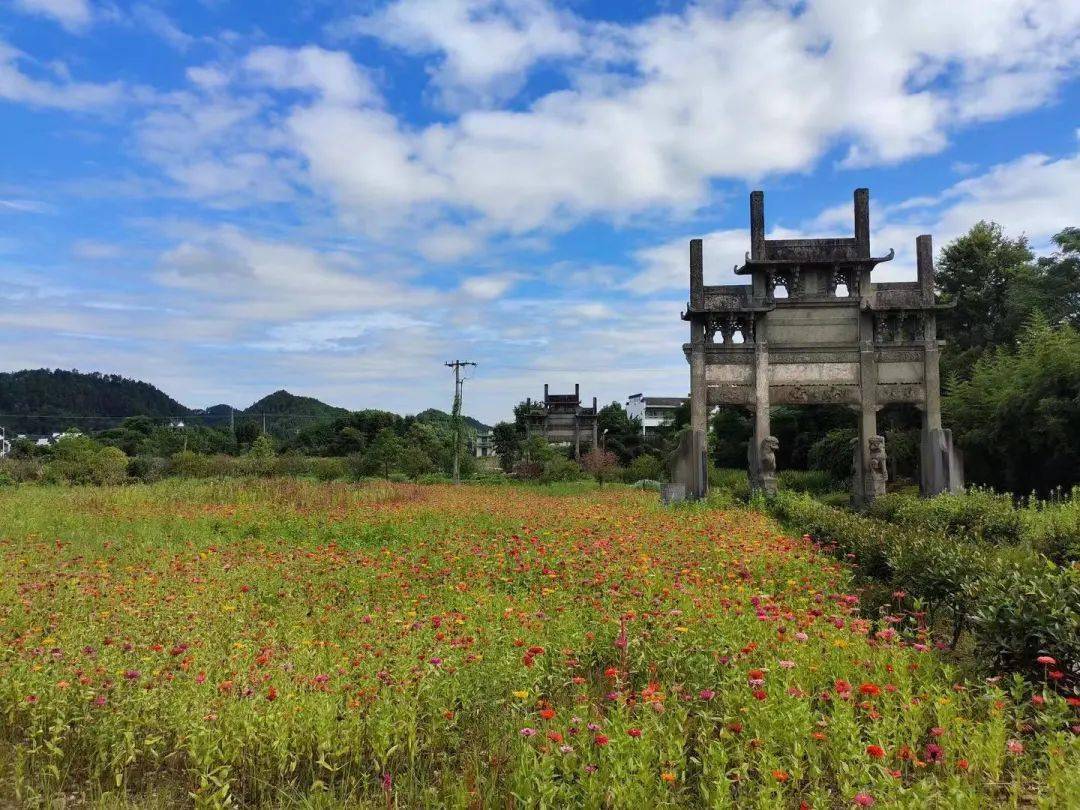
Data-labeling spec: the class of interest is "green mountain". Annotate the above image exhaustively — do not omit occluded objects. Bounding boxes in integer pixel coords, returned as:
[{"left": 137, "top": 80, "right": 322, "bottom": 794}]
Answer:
[
  {"left": 243, "top": 390, "right": 349, "bottom": 419},
  {"left": 0, "top": 370, "right": 490, "bottom": 440},
  {"left": 415, "top": 408, "right": 491, "bottom": 433},
  {"left": 0, "top": 369, "right": 188, "bottom": 436}
]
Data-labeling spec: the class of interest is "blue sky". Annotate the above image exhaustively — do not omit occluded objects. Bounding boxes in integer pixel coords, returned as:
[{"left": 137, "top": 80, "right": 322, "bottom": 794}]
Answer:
[{"left": 1, "top": 0, "right": 1078, "bottom": 423}]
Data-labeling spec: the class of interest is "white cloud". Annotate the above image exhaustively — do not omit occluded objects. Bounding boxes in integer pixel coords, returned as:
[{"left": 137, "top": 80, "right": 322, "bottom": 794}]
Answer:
[
  {"left": 71, "top": 239, "right": 123, "bottom": 259},
  {"left": 264, "top": 0, "right": 1080, "bottom": 237},
  {"left": 155, "top": 226, "right": 436, "bottom": 322},
  {"left": 0, "top": 39, "right": 122, "bottom": 110},
  {"left": 244, "top": 46, "right": 376, "bottom": 106},
  {"left": 252, "top": 312, "right": 432, "bottom": 351},
  {"left": 460, "top": 272, "right": 518, "bottom": 299},
  {"left": 347, "top": 0, "right": 581, "bottom": 109},
  {"left": 130, "top": 4, "right": 195, "bottom": 52},
  {"left": 11, "top": 0, "right": 92, "bottom": 31}
]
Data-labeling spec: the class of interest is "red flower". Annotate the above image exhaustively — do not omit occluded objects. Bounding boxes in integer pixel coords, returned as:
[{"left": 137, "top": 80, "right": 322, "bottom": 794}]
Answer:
[
  {"left": 772, "top": 770, "right": 789, "bottom": 782},
  {"left": 266, "top": 686, "right": 278, "bottom": 702},
  {"left": 858, "top": 683, "right": 881, "bottom": 697},
  {"left": 866, "top": 744, "right": 886, "bottom": 760},
  {"left": 752, "top": 689, "right": 767, "bottom": 701},
  {"left": 627, "top": 728, "right": 642, "bottom": 738},
  {"left": 539, "top": 708, "right": 555, "bottom": 720},
  {"left": 594, "top": 733, "right": 610, "bottom": 746}
]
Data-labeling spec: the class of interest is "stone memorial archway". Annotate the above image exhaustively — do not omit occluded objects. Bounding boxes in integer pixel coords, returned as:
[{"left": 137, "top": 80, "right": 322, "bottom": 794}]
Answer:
[{"left": 679, "top": 188, "right": 963, "bottom": 505}]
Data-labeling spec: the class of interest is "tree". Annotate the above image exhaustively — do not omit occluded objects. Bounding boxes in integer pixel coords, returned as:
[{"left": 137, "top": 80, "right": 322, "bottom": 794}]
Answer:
[
  {"left": 936, "top": 221, "right": 1035, "bottom": 381},
  {"left": 710, "top": 407, "right": 752, "bottom": 468},
  {"left": 581, "top": 448, "right": 619, "bottom": 486},
  {"left": 944, "top": 315, "right": 1080, "bottom": 494},
  {"left": 596, "top": 401, "right": 647, "bottom": 463},
  {"left": 235, "top": 421, "right": 262, "bottom": 445},
  {"left": 491, "top": 421, "right": 521, "bottom": 472},
  {"left": 364, "top": 428, "right": 404, "bottom": 479},
  {"left": 399, "top": 445, "right": 435, "bottom": 478}
]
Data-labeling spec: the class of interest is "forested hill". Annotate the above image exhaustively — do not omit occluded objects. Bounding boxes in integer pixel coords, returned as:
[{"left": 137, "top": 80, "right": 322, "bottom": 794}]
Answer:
[
  {"left": 0, "top": 370, "right": 492, "bottom": 438},
  {"left": 414, "top": 408, "right": 491, "bottom": 433},
  {"left": 243, "top": 390, "right": 349, "bottom": 420},
  {"left": 0, "top": 369, "right": 189, "bottom": 435}
]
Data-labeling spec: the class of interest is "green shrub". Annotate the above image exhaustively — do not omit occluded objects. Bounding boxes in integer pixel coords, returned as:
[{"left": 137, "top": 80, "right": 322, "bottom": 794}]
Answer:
[
  {"left": 170, "top": 450, "right": 212, "bottom": 478},
  {"left": 127, "top": 455, "right": 168, "bottom": 483},
  {"left": 777, "top": 469, "right": 836, "bottom": 494},
  {"left": 623, "top": 454, "right": 665, "bottom": 483},
  {"left": 0, "top": 457, "right": 44, "bottom": 483},
  {"left": 709, "top": 467, "right": 750, "bottom": 499},
  {"left": 1020, "top": 490, "right": 1080, "bottom": 564},
  {"left": 807, "top": 428, "right": 856, "bottom": 482},
  {"left": 539, "top": 457, "right": 584, "bottom": 484},
  {"left": 306, "top": 457, "right": 347, "bottom": 482},
  {"left": 769, "top": 491, "right": 1078, "bottom": 681},
  {"left": 44, "top": 436, "right": 128, "bottom": 485},
  {"left": 416, "top": 472, "right": 453, "bottom": 485},
  {"left": 968, "top": 555, "right": 1080, "bottom": 683},
  {"left": 868, "top": 488, "right": 1023, "bottom": 544}
]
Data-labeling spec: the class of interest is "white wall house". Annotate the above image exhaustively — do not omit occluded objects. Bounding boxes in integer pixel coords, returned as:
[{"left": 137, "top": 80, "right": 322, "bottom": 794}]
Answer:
[{"left": 625, "top": 394, "right": 688, "bottom": 434}]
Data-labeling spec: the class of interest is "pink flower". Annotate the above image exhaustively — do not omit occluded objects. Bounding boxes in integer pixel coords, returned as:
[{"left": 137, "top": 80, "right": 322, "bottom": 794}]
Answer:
[
  {"left": 794, "top": 632, "right": 809, "bottom": 642},
  {"left": 1006, "top": 739, "right": 1024, "bottom": 755},
  {"left": 853, "top": 793, "right": 875, "bottom": 806},
  {"left": 1036, "top": 655, "right": 1056, "bottom": 666},
  {"left": 779, "top": 660, "right": 795, "bottom": 669},
  {"left": 520, "top": 727, "right": 537, "bottom": 737},
  {"left": 698, "top": 689, "right": 715, "bottom": 700}
]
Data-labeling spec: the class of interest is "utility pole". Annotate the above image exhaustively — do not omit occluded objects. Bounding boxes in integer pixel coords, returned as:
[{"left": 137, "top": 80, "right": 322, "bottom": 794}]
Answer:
[{"left": 445, "top": 360, "right": 477, "bottom": 484}]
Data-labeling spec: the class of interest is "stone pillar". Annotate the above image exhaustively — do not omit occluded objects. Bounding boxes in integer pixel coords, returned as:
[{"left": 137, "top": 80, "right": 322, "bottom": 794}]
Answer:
[
  {"left": 750, "top": 191, "right": 765, "bottom": 261},
  {"left": 748, "top": 330, "right": 774, "bottom": 494},
  {"left": 854, "top": 304, "right": 880, "bottom": 508},
  {"left": 689, "top": 240, "right": 708, "bottom": 438},
  {"left": 917, "top": 235, "right": 942, "bottom": 433},
  {"left": 915, "top": 234, "right": 964, "bottom": 496},
  {"left": 854, "top": 188, "right": 870, "bottom": 257},
  {"left": 591, "top": 397, "right": 598, "bottom": 449}
]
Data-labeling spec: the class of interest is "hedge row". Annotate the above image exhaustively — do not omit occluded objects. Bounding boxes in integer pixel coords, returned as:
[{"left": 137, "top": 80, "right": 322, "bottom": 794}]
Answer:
[
  {"left": 869, "top": 488, "right": 1080, "bottom": 563},
  {"left": 767, "top": 492, "right": 1079, "bottom": 688}
]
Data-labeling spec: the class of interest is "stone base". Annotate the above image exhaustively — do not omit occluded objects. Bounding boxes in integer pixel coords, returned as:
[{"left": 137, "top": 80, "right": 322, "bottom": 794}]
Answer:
[
  {"left": 661, "top": 483, "right": 687, "bottom": 504},
  {"left": 920, "top": 427, "right": 964, "bottom": 496},
  {"left": 671, "top": 429, "right": 708, "bottom": 500}
]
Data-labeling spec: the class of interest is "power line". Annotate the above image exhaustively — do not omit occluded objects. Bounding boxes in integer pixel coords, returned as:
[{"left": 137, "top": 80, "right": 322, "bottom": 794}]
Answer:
[{"left": 445, "top": 360, "right": 477, "bottom": 484}]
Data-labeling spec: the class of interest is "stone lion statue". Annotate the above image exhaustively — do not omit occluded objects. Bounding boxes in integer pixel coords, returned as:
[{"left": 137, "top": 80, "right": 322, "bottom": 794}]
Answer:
[
  {"left": 760, "top": 436, "right": 779, "bottom": 476},
  {"left": 867, "top": 434, "right": 888, "bottom": 496}
]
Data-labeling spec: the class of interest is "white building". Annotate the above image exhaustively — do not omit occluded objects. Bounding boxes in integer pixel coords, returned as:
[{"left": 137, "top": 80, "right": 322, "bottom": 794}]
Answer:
[
  {"left": 471, "top": 428, "right": 493, "bottom": 458},
  {"left": 0, "top": 427, "right": 9, "bottom": 459},
  {"left": 625, "top": 394, "right": 688, "bottom": 434}
]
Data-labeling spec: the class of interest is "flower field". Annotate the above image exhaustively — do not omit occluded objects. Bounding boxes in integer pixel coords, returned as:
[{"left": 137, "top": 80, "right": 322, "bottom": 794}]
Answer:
[{"left": 0, "top": 480, "right": 1077, "bottom": 807}]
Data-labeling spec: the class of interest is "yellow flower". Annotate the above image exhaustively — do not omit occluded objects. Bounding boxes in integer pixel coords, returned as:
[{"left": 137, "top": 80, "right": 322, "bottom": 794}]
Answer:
[{"left": 512, "top": 690, "right": 529, "bottom": 700}]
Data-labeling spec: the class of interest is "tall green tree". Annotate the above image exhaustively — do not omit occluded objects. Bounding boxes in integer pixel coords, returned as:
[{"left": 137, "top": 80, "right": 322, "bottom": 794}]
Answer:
[
  {"left": 491, "top": 422, "right": 521, "bottom": 471},
  {"left": 945, "top": 315, "right": 1080, "bottom": 494},
  {"left": 935, "top": 222, "right": 1080, "bottom": 382},
  {"left": 364, "top": 428, "right": 404, "bottom": 479}
]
